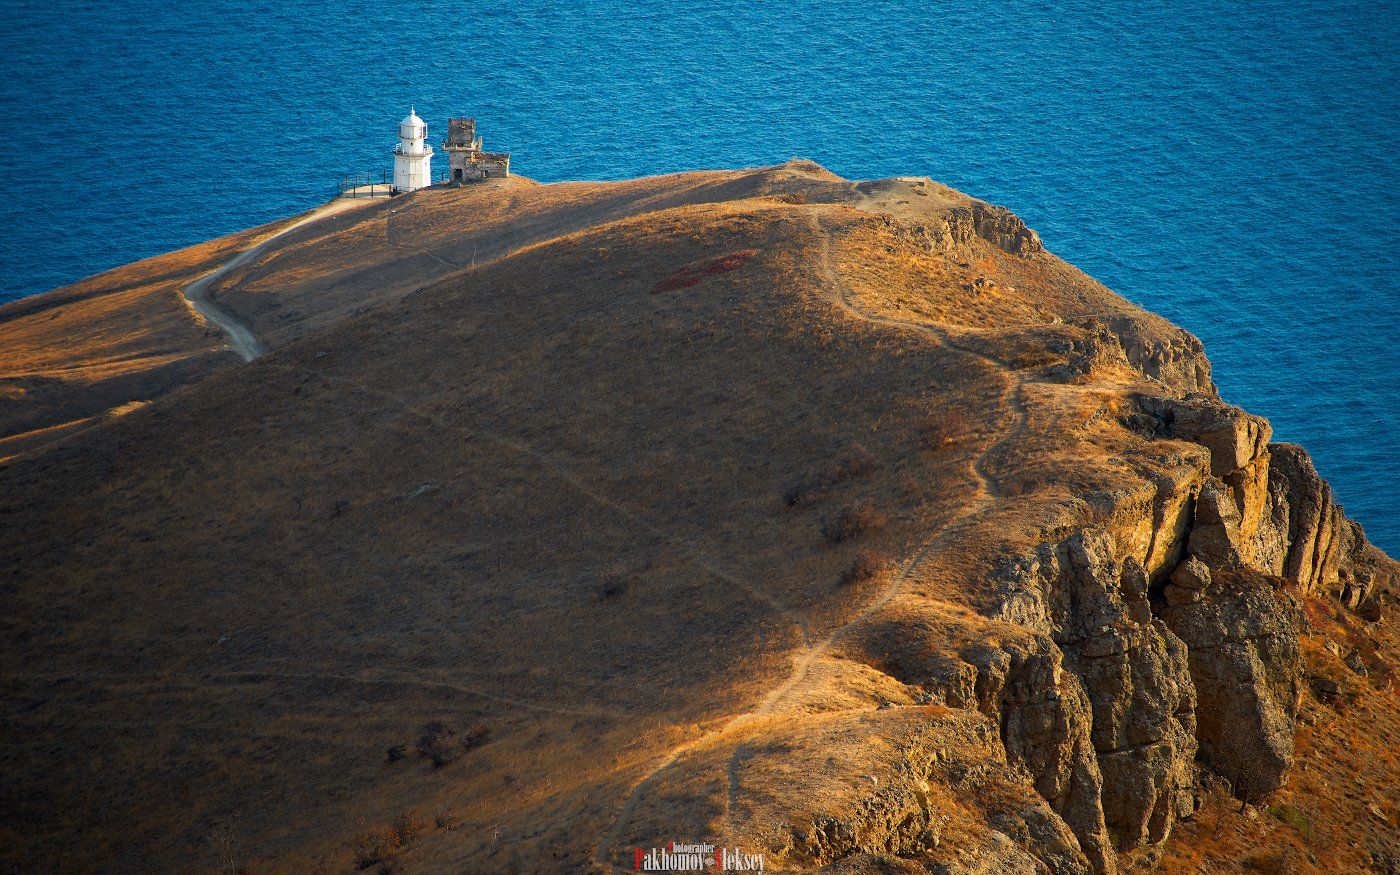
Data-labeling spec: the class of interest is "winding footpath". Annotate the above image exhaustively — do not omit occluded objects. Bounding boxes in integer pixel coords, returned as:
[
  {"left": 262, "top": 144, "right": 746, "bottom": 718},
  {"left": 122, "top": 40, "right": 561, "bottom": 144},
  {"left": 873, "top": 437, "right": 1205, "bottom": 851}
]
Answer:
[
  {"left": 183, "top": 191, "right": 1035, "bottom": 868},
  {"left": 181, "top": 198, "right": 368, "bottom": 361},
  {"left": 593, "top": 208, "right": 1033, "bottom": 871}
]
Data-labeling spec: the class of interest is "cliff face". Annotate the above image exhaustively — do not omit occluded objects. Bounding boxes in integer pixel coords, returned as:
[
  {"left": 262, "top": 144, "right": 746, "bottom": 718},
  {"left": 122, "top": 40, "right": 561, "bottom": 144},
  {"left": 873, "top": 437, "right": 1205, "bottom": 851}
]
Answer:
[
  {"left": 977, "top": 397, "right": 1391, "bottom": 869},
  {"left": 0, "top": 163, "right": 1393, "bottom": 874}
]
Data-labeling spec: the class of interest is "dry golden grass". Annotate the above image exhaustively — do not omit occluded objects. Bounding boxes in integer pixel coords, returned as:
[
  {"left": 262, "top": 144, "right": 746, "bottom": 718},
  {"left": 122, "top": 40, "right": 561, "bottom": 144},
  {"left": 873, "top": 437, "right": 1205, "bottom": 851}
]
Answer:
[
  {"left": 0, "top": 203, "right": 387, "bottom": 460},
  {"left": 0, "top": 163, "right": 1390, "bottom": 874}
]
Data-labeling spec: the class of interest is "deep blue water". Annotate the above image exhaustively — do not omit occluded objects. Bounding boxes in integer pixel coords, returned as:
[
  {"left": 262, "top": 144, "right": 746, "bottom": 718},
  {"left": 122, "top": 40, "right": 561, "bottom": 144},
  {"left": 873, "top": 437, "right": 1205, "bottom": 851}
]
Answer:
[{"left": 1, "top": 1, "right": 1395, "bottom": 553}]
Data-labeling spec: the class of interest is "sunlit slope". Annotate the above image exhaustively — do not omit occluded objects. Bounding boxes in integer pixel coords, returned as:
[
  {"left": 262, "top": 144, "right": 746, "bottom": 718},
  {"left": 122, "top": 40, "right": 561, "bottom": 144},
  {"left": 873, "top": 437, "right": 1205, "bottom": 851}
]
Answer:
[{"left": 1, "top": 163, "right": 1392, "bottom": 874}]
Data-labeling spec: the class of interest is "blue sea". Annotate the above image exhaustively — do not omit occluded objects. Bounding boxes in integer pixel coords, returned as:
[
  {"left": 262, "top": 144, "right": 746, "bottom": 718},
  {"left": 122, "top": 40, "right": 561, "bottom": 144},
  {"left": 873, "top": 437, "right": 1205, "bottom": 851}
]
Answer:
[{"left": 0, "top": 1, "right": 1395, "bottom": 554}]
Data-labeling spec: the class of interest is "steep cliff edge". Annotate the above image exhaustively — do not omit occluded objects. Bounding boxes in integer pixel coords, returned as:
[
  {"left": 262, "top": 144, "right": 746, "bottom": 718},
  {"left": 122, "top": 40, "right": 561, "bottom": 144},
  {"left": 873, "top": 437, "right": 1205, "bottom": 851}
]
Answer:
[{"left": 0, "top": 162, "right": 1393, "bottom": 874}]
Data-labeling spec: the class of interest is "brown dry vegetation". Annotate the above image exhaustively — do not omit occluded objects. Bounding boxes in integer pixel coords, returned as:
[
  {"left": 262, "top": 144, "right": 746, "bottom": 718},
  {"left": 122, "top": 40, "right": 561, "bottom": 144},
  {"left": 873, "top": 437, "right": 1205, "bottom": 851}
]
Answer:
[
  {"left": 0, "top": 162, "right": 1393, "bottom": 873},
  {"left": 1153, "top": 596, "right": 1400, "bottom": 875}
]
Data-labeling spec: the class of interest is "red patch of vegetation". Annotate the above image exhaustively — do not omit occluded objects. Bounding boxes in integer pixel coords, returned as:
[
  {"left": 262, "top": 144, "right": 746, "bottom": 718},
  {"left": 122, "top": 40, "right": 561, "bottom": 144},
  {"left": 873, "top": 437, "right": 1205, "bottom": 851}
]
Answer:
[
  {"left": 1301, "top": 595, "right": 1333, "bottom": 632},
  {"left": 653, "top": 249, "right": 759, "bottom": 292}
]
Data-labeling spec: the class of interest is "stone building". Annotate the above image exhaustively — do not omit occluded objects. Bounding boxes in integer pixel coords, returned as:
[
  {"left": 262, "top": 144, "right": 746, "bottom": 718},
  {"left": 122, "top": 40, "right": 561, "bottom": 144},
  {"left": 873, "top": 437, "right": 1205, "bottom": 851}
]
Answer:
[{"left": 442, "top": 118, "right": 510, "bottom": 183}]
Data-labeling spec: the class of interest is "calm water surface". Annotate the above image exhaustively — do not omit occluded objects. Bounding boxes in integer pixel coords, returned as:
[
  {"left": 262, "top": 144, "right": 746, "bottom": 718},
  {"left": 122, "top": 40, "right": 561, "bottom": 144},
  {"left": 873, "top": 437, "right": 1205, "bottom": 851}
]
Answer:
[{"left": 0, "top": 0, "right": 1395, "bottom": 551}]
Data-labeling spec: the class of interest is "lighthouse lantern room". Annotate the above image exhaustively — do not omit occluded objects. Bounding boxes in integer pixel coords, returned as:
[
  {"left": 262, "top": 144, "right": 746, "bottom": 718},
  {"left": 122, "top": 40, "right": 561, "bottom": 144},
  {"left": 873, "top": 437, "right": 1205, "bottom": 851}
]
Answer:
[{"left": 392, "top": 108, "right": 433, "bottom": 193}]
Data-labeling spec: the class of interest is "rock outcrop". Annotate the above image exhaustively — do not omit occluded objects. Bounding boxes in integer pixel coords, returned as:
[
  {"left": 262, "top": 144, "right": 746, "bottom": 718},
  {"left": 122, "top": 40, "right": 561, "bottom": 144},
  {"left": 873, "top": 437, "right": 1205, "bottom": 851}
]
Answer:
[
  {"left": 990, "top": 531, "right": 1198, "bottom": 863},
  {"left": 967, "top": 365, "right": 1393, "bottom": 870},
  {"left": 880, "top": 198, "right": 1043, "bottom": 258},
  {"left": 728, "top": 708, "right": 1096, "bottom": 874},
  {"left": 963, "top": 636, "right": 1116, "bottom": 874},
  {"left": 969, "top": 201, "right": 1043, "bottom": 256},
  {"left": 1160, "top": 568, "right": 1301, "bottom": 800}
]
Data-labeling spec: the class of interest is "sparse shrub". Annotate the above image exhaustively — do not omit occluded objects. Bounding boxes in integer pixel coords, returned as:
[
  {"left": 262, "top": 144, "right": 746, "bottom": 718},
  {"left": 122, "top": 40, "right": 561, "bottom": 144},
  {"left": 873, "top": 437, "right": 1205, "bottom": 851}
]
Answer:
[
  {"left": 434, "top": 805, "right": 461, "bottom": 831},
  {"left": 1268, "top": 803, "right": 1312, "bottom": 838},
  {"left": 1244, "top": 848, "right": 1301, "bottom": 875},
  {"left": 821, "top": 499, "right": 887, "bottom": 543},
  {"left": 783, "top": 443, "right": 878, "bottom": 507},
  {"left": 351, "top": 821, "right": 397, "bottom": 870},
  {"left": 781, "top": 481, "right": 809, "bottom": 507},
  {"left": 840, "top": 549, "right": 892, "bottom": 586},
  {"left": 594, "top": 564, "right": 631, "bottom": 600},
  {"left": 384, "top": 744, "right": 407, "bottom": 763},
  {"left": 351, "top": 811, "right": 432, "bottom": 871},
  {"left": 205, "top": 822, "right": 250, "bottom": 875},
  {"left": 461, "top": 723, "right": 490, "bottom": 752},
  {"left": 1010, "top": 349, "right": 1061, "bottom": 370},
  {"left": 919, "top": 411, "right": 968, "bottom": 452},
  {"left": 388, "top": 811, "right": 427, "bottom": 848},
  {"left": 833, "top": 443, "right": 877, "bottom": 480},
  {"left": 416, "top": 721, "right": 460, "bottom": 768}
]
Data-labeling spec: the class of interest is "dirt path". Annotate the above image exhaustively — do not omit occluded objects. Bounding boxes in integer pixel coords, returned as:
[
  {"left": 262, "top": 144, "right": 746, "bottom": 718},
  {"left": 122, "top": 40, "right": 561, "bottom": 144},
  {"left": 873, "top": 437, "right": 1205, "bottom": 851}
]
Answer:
[
  {"left": 182, "top": 198, "right": 370, "bottom": 361},
  {"left": 592, "top": 211, "right": 1034, "bottom": 871}
]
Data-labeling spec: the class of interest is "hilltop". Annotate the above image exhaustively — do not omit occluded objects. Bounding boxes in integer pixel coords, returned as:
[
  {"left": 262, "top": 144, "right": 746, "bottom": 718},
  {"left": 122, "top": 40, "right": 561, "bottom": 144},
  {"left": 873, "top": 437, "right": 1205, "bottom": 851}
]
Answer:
[{"left": 0, "top": 163, "right": 1395, "bottom": 874}]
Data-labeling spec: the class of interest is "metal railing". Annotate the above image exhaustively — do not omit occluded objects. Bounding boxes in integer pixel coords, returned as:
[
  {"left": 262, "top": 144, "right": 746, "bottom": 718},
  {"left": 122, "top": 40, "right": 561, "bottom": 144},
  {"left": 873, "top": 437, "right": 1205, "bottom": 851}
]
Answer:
[
  {"left": 336, "top": 170, "right": 393, "bottom": 198},
  {"left": 336, "top": 166, "right": 499, "bottom": 198}
]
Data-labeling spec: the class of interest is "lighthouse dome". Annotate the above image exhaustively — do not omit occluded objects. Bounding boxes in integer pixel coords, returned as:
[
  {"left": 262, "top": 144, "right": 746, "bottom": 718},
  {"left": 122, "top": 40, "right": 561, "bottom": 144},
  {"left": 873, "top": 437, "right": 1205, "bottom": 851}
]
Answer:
[{"left": 399, "top": 110, "right": 426, "bottom": 139}]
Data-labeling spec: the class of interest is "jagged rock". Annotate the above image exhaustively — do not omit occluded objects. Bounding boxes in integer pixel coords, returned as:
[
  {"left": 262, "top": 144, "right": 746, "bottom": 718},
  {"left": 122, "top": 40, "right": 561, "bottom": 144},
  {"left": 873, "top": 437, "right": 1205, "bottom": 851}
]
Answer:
[
  {"left": 1065, "top": 617, "right": 1197, "bottom": 848},
  {"left": 970, "top": 201, "right": 1043, "bottom": 255},
  {"left": 1140, "top": 468, "right": 1205, "bottom": 580},
  {"left": 1139, "top": 396, "right": 1271, "bottom": 478},
  {"left": 1171, "top": 556, "right": 1211, "bottom": 591},
  {"left": 995, "top": 530, "right": 1199, "bottom": 852},
  {"left": 1225, "top": 453, "right": 1274, "bottom": 567},
  {"left": 735, "top": 709, "right": 1093, "bottom": 874},
  {"left": 1160, "top": 569, "right": 1301, "bottom": 801},
  {"left": 1187, "top": 478, "right": 1245, "bottom": 568},
  {"left": 1267, "top": 443, "right": 1345, "bottom": 594},
  {"left": 1093, "top": 320, "right": 1214, "bottom": 396},
  {"left": 964, "top": 637, "right": 1116, "bottom": 874}
]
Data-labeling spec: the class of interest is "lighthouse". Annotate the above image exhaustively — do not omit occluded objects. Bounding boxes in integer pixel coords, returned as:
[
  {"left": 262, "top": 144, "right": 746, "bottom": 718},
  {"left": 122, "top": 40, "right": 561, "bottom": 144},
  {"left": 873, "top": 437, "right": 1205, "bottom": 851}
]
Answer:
[{"left": 392, "top": 108, "right": 433, "bottom": 193}]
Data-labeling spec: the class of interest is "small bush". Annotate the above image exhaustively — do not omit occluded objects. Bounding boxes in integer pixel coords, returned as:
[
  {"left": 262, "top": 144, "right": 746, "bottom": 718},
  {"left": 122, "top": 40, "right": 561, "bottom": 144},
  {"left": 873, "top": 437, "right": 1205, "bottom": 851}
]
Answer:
[
  {"left": 919, "top": 412, "right": 967, "bottom": 451},
  {"left": 388, "top": 811, "right": 427, "bottom": 848},
  {"left": 1268, "top": 803, "right": 1311, "bottom": 838},
  {"left": 434, "top": 805, "right": 460, "bottom": 831},
  {"left": 594, "top": 566, "right": 631, "bottom": 600},
  {"left": 833, "top": 443, "right": 877, "bottom": 480},
  {"left": 821, "top": 499, "right": 887, "bottom": 543},
  {"left": 781, "top": 481, "right": 809, "bottom": 507},
  {"left": 1244, "top": 848, "right": 1301, "bottom": 875},
  {"left": 352, "top": 811, "right": 428, "bottom": 871},
  {"left": 1010, "top": 349, "right": 1061, "bottom": 370},
  {"left": 461, "top": 723, "right": 490, "bottom": 752},
  {"left": 205, "top": 823, "right": 249, "bottom": 875},
  {"left": 351, "top": 821, "right": 397, "bottom": 870},
  {"left": 840, "top": 550, "right": 892, "bottom": 586},
  {"left": 784, "top": 444, "right": 878, "bottom": 507},
  {"left": 416, "top": 721, "right": 460, "bottom": 768}
]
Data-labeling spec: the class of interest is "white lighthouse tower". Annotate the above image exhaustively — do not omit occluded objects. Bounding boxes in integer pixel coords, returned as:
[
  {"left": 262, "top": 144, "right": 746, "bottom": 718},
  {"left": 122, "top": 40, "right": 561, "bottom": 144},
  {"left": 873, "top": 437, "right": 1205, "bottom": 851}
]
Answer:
[{"left": 392, "top": 107, "right": 433, "bottom": 193}]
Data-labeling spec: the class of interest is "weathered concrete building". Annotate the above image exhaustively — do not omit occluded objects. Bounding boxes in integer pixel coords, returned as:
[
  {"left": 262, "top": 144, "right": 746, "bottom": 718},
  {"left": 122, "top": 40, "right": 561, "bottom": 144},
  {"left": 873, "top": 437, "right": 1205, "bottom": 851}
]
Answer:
[{"left": 442, "top": 118, "right": 510, "bottom": 183}]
